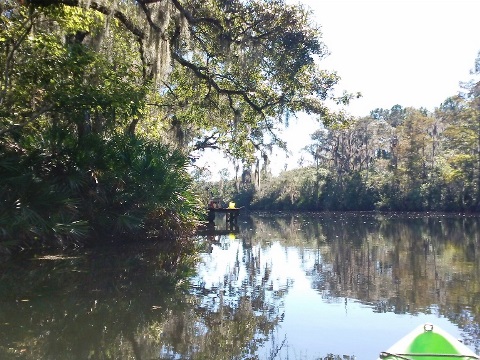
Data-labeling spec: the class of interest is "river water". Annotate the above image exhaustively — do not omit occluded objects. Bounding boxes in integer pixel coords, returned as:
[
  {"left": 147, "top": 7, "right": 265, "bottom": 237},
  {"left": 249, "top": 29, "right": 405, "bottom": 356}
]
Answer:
[{"left": 1, "top": 212, "right": 479, "bottom": 359}]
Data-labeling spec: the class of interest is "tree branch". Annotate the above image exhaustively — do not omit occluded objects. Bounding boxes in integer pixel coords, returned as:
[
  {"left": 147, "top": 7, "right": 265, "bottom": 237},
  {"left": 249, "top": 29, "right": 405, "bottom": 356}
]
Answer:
[
  {"left": 193, "top": 133, "right": 220, "bottom": 151},
  {"left": 0, "top": 104, "right": 54, "bottom": 137},
  {"left": 1, "top": 13, "right": 37, "bottom": 105},
  {"left": 171, "top": 52, "right": 265, "bottom": 115}
]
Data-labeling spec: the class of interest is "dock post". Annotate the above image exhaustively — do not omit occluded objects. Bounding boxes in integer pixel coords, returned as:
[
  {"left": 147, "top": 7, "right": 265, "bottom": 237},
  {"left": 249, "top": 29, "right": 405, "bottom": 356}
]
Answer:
[
  {"left": 226, "top": 210, "right": 238, "bottom": 225},
  {"left": 207, "top": 209, "right": 215, "bottom": 223}
]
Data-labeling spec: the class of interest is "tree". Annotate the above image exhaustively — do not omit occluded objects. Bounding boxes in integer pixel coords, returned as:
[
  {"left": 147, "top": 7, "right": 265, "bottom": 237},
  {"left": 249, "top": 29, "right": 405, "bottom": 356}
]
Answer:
[
  {"left": 370, "top": 104, "right": 406, "bottom": 127},
  {"left": 14, "top": 0, "right": 347, "bottom": 160},
  {"left": 395, "top": 108, "right": 436, "bottom": 209},
  {"left": 0, "top": 2, "right": 199, "bottom": 248},
  {"left": 1, "top": 0, "right": 349, "bottom": 248},
  {"left": 438, "top": 53, "right": 480, "bottom": 210},
  {"left": 464, "top": 54, "right": 480, "bottom": 208}
]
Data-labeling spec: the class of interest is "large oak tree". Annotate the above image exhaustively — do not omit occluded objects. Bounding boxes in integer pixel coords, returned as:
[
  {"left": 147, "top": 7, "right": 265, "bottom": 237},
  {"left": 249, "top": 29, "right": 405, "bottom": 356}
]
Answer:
[{"left": 3, "top": 0, "right": 346, "bottom": 159}]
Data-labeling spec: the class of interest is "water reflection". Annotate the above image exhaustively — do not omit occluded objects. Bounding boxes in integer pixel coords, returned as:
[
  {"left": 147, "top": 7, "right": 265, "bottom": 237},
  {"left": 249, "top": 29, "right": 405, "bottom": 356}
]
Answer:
[
  {"left": 0, "top": 242, "right": 199, "bottom": 360},
  {"left": 0, "top": 212, "right": 479, "bottom": 359},
  {"left": 238, "top": 212, "right": 480, "bottom": 358}
]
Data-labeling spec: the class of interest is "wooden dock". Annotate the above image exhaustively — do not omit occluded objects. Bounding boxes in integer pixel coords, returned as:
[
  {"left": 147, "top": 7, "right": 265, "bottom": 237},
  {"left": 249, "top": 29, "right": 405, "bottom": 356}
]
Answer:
[{"left": 207, "top": 207, "right": 242, "bottom": 226}]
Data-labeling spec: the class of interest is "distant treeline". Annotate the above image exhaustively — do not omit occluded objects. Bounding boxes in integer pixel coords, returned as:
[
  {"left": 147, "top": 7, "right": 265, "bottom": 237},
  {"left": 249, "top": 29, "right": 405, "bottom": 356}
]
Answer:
[{"left": 207, "top": 96, "right": 480, "bottom": 212}]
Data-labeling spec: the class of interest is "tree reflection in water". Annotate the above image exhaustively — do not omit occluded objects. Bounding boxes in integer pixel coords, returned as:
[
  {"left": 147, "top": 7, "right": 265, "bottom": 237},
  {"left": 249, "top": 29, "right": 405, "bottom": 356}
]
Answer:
[
  {"left": 244, "top": 212, "right": 480, "bottom": 355},
  {"left": 0, "top": 241, "right": 201, "bottom": 359},
  {"left": 0, "top": 212, "right": 479, "bottom": 359},
  {"left": 0, "top": 236, "right": 288, "bottom": 359}
]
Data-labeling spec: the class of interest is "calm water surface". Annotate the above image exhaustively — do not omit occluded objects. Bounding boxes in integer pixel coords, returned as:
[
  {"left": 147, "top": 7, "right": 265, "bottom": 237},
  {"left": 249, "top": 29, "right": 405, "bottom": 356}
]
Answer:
[{"left": 1, "top": 212, "right": 479, "bottom": 359}]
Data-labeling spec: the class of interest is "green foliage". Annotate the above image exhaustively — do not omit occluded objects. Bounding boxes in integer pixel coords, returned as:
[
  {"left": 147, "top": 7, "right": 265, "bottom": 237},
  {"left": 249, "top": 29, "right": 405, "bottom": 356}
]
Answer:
[
  {"left": 0, "top": 131, "right": 202, "bottom": 250},
  {"left": 0, "top": 137, "right": 89, "bottom": 248},
  {"left": 0, "top": 3, "right": 204, "bottom": 251},
  {"left": 84, "top": 134, "right": 203, "bottom": 240},
  {"left": 247, "top": 167, "right": 320, "bottom": 211},
  {"left": 130, "top": 0, "right": 346, "bottom": 160},
  {"left": 243, "top": 68, "right": 480, "bottom": 212}
]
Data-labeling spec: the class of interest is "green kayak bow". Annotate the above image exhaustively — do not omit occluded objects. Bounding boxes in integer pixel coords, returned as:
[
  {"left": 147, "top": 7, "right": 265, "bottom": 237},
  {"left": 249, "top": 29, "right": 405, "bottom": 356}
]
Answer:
[{"left": 379, "top": 324, "right": 480, "bottom": 360}]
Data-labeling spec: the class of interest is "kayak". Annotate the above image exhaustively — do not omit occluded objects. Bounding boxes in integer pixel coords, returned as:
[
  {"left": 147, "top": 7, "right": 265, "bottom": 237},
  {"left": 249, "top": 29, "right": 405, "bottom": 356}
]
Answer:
[{"left": 379, "top": 323, "right": 480, "bottom": 360}]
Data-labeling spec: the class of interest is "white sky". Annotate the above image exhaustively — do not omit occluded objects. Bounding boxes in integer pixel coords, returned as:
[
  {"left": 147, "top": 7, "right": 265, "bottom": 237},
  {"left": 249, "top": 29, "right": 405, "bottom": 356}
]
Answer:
[
  {"left": 196, "top": 0, "right": 480, "bottom": 180},
  {"left": 304, "top": 0, "right": 480, "bottom": 116}
]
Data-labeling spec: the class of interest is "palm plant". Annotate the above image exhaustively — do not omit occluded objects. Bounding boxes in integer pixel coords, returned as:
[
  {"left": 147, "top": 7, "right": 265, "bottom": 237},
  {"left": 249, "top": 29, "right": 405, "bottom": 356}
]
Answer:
[
  {"left": 82, "top": 134, "right": 203, "bottom": 241},
  {"left": 0, "top": 138, "right": 89, "bottom": 251}
]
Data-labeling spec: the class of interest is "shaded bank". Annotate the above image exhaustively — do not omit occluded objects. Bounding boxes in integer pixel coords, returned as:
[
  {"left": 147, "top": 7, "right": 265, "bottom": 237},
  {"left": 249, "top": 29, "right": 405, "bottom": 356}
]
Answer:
[{"left": 1, "top": 135, "right": 202, "bottom": 253}]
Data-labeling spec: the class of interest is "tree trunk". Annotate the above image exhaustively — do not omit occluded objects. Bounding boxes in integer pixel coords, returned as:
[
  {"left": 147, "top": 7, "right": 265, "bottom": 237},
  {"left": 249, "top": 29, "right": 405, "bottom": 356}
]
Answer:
[
  {"left": 127, "top": 117, "right": 139, "bottom": 135},
  {"left": 476, "top": 113, "right": 480, "bottom": 209}
]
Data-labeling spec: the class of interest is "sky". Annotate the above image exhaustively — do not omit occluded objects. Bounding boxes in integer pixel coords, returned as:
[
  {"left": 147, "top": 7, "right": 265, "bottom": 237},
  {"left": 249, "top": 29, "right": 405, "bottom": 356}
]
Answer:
[
  {"left": 197, "top": 0, "right": 480, "bottom": 180},
  {"left": 304, "top": 0, "right": 480, "bottom": 116}
]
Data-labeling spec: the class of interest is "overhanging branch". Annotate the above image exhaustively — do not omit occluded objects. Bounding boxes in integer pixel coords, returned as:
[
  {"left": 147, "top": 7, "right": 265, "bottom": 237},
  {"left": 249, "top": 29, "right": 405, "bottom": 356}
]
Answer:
[{"left": 0, "top": 104, "right": 54, "bottom": 137}]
